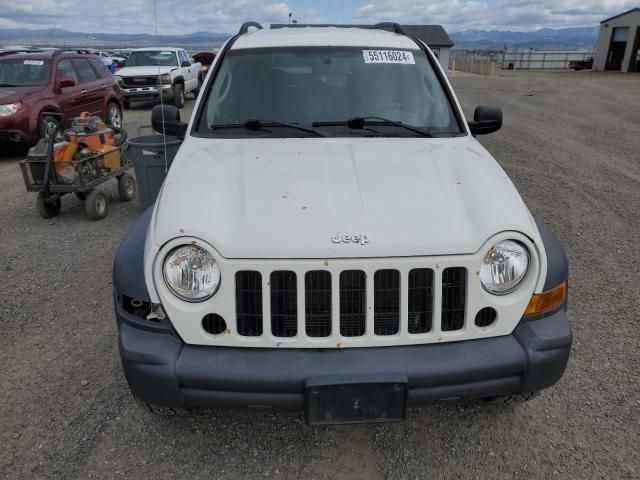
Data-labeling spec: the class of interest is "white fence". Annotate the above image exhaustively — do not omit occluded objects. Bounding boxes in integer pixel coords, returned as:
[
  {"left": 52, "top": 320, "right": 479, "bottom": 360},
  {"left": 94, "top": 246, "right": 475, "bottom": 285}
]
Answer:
[
  {"left": 500, "top": 50, "right": 594, "bottom": 70},
  {"left": 450, "top": 50, "right": 595, "bottom": 74}
]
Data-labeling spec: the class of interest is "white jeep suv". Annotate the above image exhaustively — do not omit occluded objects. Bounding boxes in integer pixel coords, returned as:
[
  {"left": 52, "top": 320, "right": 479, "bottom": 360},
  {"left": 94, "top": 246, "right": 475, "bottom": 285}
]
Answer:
[{"left": 113, "top": 22, "right": 571, "bottom": 424}]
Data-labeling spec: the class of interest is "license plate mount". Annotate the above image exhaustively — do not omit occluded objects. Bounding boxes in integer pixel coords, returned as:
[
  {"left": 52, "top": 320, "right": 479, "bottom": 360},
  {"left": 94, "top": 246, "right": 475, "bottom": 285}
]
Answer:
[{"left": 304, "top": 374, "right": 408, "bottom": 426}]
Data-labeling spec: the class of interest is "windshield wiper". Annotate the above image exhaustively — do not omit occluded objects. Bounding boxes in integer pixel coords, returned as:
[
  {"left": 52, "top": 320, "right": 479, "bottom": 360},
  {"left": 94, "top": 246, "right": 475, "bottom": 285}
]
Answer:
[
  {"left": 210, "top": 119, "right": 327, "bottom": 137},
  {"left": 313, "top": 117, "right": 433, "bottom": 137},
  {"left": 0, "top": 83, "right": 19, "bottom": 87}
]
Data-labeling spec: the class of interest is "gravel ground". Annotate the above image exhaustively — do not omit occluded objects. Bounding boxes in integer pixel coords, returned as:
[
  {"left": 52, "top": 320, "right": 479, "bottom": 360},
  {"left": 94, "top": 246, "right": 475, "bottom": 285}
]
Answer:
[{"left": 1, "top": 71, "right": 639, "bottom": 480}]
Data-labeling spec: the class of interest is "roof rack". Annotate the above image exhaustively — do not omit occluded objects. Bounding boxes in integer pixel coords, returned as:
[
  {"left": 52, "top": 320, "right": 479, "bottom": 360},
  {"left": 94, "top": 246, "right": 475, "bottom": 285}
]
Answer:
[
  {"left": 239, "top": 21, "right": 263, "bottom": 34},
  {"left": 370, "top": 22, "right": 406, "bottom": 35},
  {"left": 0, "top": 48, "right": 47, "bottom": 57},
  {"left": 269, "top": 23, "right": 407, "bottom": 36},
  {"left": 56, "top": 49, "right": 93, "bottom": 55}
]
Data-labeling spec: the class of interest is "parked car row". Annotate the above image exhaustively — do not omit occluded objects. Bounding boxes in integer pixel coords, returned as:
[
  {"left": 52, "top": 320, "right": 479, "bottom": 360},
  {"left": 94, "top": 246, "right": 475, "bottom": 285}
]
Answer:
[
  {"left": 0, "top": 46, "right": 213, "bottom": 146},
  {"left": 0, "top": 49, "right": 123, "bottom": 146}
]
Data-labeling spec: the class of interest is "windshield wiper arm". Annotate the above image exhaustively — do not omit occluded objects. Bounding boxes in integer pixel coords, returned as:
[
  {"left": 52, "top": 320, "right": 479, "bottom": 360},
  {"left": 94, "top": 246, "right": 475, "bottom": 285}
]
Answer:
[
  {"left": 210, "top": 119, "right": 327, "bottom": 137},
  {"left": 313, "top": 117, "right": 433, "bottom": 137},
  {"left": 0, "top": 83, "right": 18, "bottom": 87}
]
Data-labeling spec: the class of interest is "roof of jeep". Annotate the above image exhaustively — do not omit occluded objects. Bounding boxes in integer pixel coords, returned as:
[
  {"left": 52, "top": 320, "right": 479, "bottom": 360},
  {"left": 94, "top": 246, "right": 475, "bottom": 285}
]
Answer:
[{"left": 231, "top": 26, "right": 420, "bottom": 50}]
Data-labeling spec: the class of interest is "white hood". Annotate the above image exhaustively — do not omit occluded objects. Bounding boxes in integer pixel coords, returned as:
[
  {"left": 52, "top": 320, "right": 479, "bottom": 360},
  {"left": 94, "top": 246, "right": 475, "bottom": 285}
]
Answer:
[
  {"left": 117, "top": 66, "right": 176, "bottom": 77},
  {"left": 152, "top": 136, "right": 538, "bottom": 259}
]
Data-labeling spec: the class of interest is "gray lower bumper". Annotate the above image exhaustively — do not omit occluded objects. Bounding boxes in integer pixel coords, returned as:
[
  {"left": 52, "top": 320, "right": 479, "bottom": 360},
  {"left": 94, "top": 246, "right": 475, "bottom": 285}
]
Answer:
[
  {"left": 117, "top": 306, "right": 572, "bottom": 412},
  {"left": 123, "top": 85, "right": 173, "bottom": 102}
]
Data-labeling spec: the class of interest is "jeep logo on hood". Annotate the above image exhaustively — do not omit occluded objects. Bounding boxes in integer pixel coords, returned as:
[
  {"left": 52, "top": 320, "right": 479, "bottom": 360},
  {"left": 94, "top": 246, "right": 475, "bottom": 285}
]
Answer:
[{"left": 331, "top": 233, "right": 370, "bottom": 245}]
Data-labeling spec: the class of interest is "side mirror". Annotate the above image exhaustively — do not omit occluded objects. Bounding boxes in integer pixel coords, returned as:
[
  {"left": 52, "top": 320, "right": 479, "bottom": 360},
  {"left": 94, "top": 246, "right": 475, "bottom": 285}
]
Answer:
[
  {"left": 469, "top": 105, "right": 502, "bottom": 136},
  {"left": 151, "top": 104, "right": 188, "bottom": 139},
  {"left": 57, "top": 76, "right": 76, "bottom": 89},
  {"left": 181, "top": 60, "right": 191, "bottom": 68}
]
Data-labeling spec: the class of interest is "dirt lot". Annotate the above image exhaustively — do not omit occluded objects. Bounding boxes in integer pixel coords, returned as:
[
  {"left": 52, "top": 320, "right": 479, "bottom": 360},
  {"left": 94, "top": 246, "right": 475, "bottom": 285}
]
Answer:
[{"left": 1, "top": 71, "right": 639, "bottom": 480}]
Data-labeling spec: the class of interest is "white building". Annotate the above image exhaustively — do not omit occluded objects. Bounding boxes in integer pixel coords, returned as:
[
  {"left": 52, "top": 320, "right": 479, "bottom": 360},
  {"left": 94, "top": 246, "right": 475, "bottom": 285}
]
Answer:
[{"left": 594, "top": 8, "right": 640, "bottom": 72}]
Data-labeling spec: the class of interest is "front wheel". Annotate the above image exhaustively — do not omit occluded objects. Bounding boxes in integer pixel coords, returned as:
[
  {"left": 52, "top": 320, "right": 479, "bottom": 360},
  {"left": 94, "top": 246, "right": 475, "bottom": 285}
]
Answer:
[
  {"left": 36, "top": 193, "right": 61, "bottom": 218},
  {"left": 84, "top": 190, "right": 108, "bottom": 221},
  {"left": 192, "top": 76, "right": 202, "bottom": 98},
  {"left": 117, "top": 172, "right": 136, "bottom": 202},
  {"left": 106, "top": 102, "right": 123, "bottom": 128},
  {"left": 40, "top": 115, "right": 60, "bottom": 140},
  {"left": 172, "top": 84, "right": 185, "bottom": 108}
]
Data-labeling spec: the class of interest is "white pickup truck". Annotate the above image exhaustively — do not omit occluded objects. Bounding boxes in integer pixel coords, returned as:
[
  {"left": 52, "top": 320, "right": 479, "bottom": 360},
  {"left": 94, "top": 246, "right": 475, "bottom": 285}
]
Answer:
[{"left": 114, "top": 48, "right": 202, "bottom": 109}]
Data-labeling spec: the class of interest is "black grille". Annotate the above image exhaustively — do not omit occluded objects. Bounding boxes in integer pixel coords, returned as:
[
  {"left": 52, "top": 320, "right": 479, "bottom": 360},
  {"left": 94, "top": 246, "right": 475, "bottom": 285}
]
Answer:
[
  {"left": 122, "top": 76, "right": 159, "bottom": 87},
  {"left": 270, "top": 271, "right": 297, "bottom": 337},
  {"left": 235, "top": 271, "right": 263, "bottom": 336},
  {"left": 441, "top": 267, "right": 466, "bottom": 331},
  {"left": 340, "top": 270, "right": 366, "bottom": 337},
  {"left": 305, "top": 271, "right": 332, "bottom": 337},
  {"left": 374, "top": 270, "right": 400, "bottom": 335},
  {"left": 408, "top": 269, "right": 434, "bottom": 334},
  {"left": 475, "top": 307, "right": 497, "bottom": 327},
  {"left": 202, "top": 314, "right": 227, "bottom": 335}
]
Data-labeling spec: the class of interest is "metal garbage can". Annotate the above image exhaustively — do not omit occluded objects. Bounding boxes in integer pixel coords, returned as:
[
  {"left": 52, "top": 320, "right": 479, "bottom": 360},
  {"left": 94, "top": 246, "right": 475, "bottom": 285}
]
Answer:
[{"left": 125, "top": 133, "right": 181, "bottom": 210}]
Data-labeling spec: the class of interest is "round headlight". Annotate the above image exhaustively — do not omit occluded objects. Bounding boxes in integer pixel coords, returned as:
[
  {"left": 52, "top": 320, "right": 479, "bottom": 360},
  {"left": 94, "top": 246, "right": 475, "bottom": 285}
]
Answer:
[
  {"left": 163, "top": 245, "right": 221, "bottom": 302},
  {"left": 480, "top": 240, "right": 529, "bottom": 295}
]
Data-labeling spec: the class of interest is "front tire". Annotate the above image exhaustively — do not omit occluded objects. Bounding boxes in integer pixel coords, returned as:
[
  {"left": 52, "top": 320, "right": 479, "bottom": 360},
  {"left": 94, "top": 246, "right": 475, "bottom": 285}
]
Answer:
[
  {"left": 193, "top": 76, "right": 202, "bottom": 98},
  {"left": 106, "top": 102, "right": 123, "bottom": 128},
  {"left": 40, "top": 115, "right": 60, "bottom": 140},
  {"left": 36, "top": 193, "right": 61, "bottom": 218},
  {"left": 84, "top": 190, "right": 108, "bottom": 221},
  {"left": 172, "top": 84, "right": 185, "bottom": 108}
]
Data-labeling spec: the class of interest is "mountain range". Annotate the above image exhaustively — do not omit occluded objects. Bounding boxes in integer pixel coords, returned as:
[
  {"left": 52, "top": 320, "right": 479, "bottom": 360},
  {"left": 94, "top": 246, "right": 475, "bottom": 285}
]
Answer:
[
  {"left": 0, "top": 26, "right": 599, "bottom": 50},
  {"left": 0, "top": 28, "right": 230, "bottom": 48},
  {"left": 450, "top": 27, "right": 598, "bottom": 49}
]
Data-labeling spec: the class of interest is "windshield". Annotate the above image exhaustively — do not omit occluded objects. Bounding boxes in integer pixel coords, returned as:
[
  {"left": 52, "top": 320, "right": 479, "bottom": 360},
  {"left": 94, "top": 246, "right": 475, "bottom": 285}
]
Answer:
[
  {"left": 125, "top": 51, "right": 177, "bottom": 67},
  {"left": 198, "top": 47, "right": 462, "bottom": 137},
  {"left": 0, "top": 59, "right": 51, "bottom": 87}
]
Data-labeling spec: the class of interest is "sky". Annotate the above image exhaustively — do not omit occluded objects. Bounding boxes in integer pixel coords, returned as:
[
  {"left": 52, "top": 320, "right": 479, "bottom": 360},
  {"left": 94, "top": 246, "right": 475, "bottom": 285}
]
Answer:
[{"left": 0, "top": 0, "right": 637, "bottom": 34}]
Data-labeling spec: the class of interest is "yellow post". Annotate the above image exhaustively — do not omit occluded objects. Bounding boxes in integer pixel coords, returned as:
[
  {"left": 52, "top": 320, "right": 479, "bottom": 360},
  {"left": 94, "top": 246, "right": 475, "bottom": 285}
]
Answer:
[
  {"left": 451, "top": 60, "right": 456, "bottom": 76},
  {"left": 490, "top": 62, "right": 496, "bottom": 76},
  {"left": 480, "top": 60, "right": 484, "bottom": 74}
]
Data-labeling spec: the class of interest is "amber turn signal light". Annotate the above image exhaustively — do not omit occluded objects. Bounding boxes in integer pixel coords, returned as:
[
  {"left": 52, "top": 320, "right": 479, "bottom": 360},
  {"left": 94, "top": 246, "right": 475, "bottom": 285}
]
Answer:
[{"left": 524, "top": 281, "right": 567, "bottom": 316}]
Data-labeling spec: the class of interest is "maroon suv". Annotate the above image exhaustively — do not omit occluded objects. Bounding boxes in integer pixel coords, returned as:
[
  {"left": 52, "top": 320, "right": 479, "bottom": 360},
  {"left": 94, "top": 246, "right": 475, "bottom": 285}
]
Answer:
[{"left": 0, "top": 50, "right": 124, "bottom": 146}]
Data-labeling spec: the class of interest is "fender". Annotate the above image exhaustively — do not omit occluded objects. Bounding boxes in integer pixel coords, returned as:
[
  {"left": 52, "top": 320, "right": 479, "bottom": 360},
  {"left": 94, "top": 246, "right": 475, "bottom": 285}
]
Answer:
[
  {"left": 113, "top": 208, "right": 153, "bottom": 301},
  {"left": 30, "top": 102, "right": 60, "bottom": 133},
  {"left": 535, "top": 220, "right": 569, "bottom": 290}
]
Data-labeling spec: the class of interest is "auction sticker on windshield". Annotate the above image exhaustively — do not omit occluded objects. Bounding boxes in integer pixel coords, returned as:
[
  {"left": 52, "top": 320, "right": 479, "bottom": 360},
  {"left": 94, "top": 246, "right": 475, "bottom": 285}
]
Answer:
[{"left": 363, "top": 50, "right": 415, "bottom": 64}]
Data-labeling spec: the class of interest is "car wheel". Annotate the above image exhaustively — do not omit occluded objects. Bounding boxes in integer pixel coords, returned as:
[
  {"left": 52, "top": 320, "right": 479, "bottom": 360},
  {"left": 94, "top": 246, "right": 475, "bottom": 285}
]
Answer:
[
  {"left": 36, "top": 193, "right": 61, "bottom": 219},
  {"left": 173, "top": 84, "right": 185, "bottom": 108},
  {"left": 123, "top": 100, "right": 131, "bottom": 110},
  {"left": 193, "top": 76, "right": 202, "bottom": 98},
  {"left": 85, "top": 190, "right": 108, "bottom": 221},
  {"left": 117, "top": 172, "right": 136, "bottom": 202},
  {"left": 40, "top": 115, "right": 60, "bottom": 140},
  {"left": 107, "top": 102, "right": 123, "bottom": 128}
]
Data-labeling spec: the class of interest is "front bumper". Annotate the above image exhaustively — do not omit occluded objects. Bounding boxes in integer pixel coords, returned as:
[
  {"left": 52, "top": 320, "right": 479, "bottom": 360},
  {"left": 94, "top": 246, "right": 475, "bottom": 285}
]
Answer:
[
  {"left": 122, "top": 85, "right": 173, "bottom": 102},
  {"left": 0, "top": 129, "right": 36, "bottom": 144},
  {"left": 117, "top": 303, "right": 572, "bottom": 414}
]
